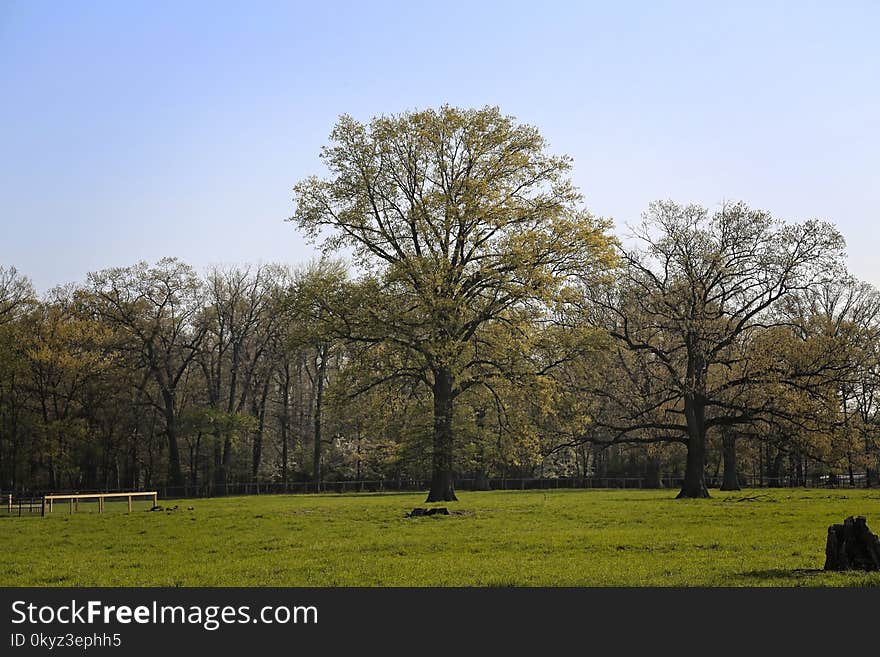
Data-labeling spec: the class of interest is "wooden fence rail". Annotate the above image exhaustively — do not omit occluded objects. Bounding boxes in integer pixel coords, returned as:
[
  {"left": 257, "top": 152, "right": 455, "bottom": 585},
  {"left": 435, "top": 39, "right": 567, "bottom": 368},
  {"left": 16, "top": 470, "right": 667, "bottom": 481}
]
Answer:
[{"left": 41, "top": 491, "right": 158, "bottom": 516}]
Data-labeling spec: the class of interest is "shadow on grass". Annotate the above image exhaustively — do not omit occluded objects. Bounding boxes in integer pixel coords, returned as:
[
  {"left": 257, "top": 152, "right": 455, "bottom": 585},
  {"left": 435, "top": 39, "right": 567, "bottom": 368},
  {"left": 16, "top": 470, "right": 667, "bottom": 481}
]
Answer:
[{"left": 735, "top": 568, "right": 824, "bottom": 582}]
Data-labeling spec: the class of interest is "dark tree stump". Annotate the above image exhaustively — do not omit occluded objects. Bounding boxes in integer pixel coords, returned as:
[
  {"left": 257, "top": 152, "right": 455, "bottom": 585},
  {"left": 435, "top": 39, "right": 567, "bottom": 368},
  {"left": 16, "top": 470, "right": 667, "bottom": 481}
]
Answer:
[
  {"left": 823, "top": 516, "right": 880, "bottom": 572},
  {"left": 407, "top": 507, "right": 449, "bottom": 517}
]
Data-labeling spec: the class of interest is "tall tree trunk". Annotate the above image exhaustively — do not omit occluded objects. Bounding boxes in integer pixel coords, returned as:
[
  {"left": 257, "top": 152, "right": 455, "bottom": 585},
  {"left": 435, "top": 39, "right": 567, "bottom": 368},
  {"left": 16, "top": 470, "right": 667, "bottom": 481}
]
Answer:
[
  {"left": 768, "top": 450, "right": 784, "bottom": 487},
  {"left": 473, "top": 407, "right": 490, "bottom": 491},
  {"left": 297, "top": 355, "right": 305, "bottom": 480},
  {"left": 355, "top": 429, "right": 362, "bottom": 482},
  {"left": 312, "top": 346, "right": 326, "bottom": 490},
  {"left": 251, "top": 378, "right": 270, "bottom": 480},
  {"left": 216, "top": 347, "right": 244, "bottom": 493},
  {"left": 677, "top": 393, "right": 709, "bottom": 498},
  {"left": 129, "top": 432, "right": 138, "bottom": 490},
  {"left": 644, "top": 456, "right": 663, "bottom": 489},
  {"left": 190, "top": 432, "right": 201, "bottom": 488},
  {"left": 212, "top": 439, "right": 223, "bottom": 492},
  {"left": 219, "top": 435, "right": 232, "bottom": 493},
  {"left": 279, "top": 365, "right": 290, "bottom": 485},
  {"left": 427, "top": 367, "right": 457, "bottom": 502},
  {"left": 758, "top": 444, "right": 764, "bottom": 487},
  {"left": 720, "top": 431, "right": 740, "bottom": 491},
  {"left": 162, "top": 390, "right": 184, "bottom": 488}
]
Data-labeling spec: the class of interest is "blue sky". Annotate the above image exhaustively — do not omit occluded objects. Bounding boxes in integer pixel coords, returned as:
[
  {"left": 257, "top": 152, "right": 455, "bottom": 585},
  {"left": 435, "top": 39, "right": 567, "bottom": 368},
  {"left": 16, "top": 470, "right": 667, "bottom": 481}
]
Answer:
[{"left": 2, "top": 1, "right": 878, "bottom": 291}]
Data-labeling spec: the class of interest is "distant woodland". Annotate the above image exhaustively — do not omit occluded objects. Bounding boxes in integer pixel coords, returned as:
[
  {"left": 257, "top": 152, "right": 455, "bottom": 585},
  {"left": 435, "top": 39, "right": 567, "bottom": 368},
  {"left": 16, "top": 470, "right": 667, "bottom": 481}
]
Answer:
[{"left": 2, "top": 107, "right": 878, "bottom": 501}]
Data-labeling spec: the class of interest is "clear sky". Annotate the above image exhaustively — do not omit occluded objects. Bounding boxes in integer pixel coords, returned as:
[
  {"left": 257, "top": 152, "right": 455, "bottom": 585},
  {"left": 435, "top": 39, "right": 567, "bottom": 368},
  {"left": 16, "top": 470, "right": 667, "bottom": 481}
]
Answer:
[{"left": 2, "top": 1, "right": 878, "bottom": 292}]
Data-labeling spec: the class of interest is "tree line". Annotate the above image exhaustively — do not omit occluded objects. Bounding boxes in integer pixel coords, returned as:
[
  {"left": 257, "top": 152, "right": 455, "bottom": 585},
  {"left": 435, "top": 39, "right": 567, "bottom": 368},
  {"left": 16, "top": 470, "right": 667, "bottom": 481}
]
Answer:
[{"left": 2, "top": 106, "right": 878, "bottom": 501}]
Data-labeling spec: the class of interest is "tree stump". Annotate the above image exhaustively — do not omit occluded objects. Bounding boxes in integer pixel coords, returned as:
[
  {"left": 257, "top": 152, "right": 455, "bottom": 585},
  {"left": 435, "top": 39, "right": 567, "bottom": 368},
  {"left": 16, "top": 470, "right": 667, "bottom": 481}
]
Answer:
[
  {"left": 407, "top": 507, "right": 449, "bottom": 517},
  {"left": 823, "top": 516, "right": 880, "bottom": 571}
]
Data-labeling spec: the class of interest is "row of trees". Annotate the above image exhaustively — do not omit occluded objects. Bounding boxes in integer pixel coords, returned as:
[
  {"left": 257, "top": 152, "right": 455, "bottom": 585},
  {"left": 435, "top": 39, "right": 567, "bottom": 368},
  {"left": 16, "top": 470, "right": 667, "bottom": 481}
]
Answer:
[{"left": 2, "top": 106, "right": 878, "bottom": 500}]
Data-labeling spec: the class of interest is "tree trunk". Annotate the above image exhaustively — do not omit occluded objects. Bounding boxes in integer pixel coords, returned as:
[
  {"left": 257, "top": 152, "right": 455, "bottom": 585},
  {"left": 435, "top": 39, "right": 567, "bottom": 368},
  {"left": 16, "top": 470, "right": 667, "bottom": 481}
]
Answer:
[
  {"left": 720, "top": 431, "right": 740, "bottom": 491},
  {"left": 189, "top": 431, "right": 201, "bottom": 488},
  {"left": 758, "top": 444, "right": 764, "bottom": 487},
  {"left": 219, "top": 435, "right": 233, "bottom": 493},
  {"left": 279, "top": 366, "right": 290, "bottom": 485},
  {"left": 129, "top": 435, "right": 139, "bottom": 490},
  {"left": 644, "top": 456, "right": 663, "bottom": 489},
  {"left": 48, "top": 457, "right": 56, "bottom": 491},
  {"left": 677, "top": 394, "right": 709, "bottom": 498},
  {"left": 211, "top": 348, "right": 245, "bottom": 494},
  {"left": 355, "top": 431, "right": 362, "bottom": 483},
  {"left": 219, "top": 346, "right": 242, "bottom": 492},
  {"left": 768, "top": 451, "right": 784, "bottom": 487},
  {"left": 312, "top": 346, "right": 326, "bottom": 491},
  {"left": 251, "top": 378, "right": 270, "bottom": 480},
  {"left": 473, "top": 407, "right": 490, "bottom": 490},
  {"left": 473, "top": 470, "right": 491, "bottom": 491},
  {"left": 212, "top": 439, "right": 223, "bottom": 493},
  {"left": 426, "top": 367, "right": 457, "bottom": 502},
  {"left": 162, "top": 391, "right": 184, "bottom": 488}
]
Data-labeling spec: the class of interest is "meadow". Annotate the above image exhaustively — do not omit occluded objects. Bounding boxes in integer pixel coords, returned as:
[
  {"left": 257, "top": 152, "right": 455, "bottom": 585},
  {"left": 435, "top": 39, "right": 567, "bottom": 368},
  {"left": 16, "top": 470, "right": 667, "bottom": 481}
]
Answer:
[{"left": 2, "top": 488, "right": 879, "bottom": 587}]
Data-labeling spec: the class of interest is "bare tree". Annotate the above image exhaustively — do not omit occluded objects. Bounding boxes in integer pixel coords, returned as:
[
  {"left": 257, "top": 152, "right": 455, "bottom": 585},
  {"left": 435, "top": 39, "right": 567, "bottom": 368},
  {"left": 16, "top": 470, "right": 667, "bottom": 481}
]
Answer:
[
  {"left": 88, "top": 258, "right": 207, "bottom": 488},
  {"left": 0, "top": 266, "right": 34, "bottom": 324},
  {"left": 586, "top": 201, "right": 845, "bottom": 497},
  {"left": 199, "top": 265, "right": 278, "bottom": 489}
]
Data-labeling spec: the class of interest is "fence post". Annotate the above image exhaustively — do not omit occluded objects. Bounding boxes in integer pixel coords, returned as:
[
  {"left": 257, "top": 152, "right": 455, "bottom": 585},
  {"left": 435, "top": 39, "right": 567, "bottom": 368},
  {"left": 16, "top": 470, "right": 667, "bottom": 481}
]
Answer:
[
  {"left": 153, "top": 492, "right": 158, "bottom": 508},
  {"left": 69, "top": 498, "right": 73, "bottom": 514},
  {"left": 41, "top": 497, "right": 46, "bottom": 517},
  {"left": 127, "top": 495, "right": 132, "bottom": 513}
]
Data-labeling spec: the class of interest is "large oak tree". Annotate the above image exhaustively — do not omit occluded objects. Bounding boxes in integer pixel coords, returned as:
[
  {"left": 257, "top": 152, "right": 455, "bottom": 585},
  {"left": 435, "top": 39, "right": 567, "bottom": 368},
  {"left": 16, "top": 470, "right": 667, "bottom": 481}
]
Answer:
[{"left": 291, "top": 105, "right": 615, "bottom": 501}]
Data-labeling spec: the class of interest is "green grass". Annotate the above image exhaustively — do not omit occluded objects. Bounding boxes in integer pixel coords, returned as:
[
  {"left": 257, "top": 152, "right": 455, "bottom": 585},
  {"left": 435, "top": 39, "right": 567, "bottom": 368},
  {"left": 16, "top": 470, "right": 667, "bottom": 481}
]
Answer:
[{"left": 2, "top": 488, "right": 879, "bottom": 586}]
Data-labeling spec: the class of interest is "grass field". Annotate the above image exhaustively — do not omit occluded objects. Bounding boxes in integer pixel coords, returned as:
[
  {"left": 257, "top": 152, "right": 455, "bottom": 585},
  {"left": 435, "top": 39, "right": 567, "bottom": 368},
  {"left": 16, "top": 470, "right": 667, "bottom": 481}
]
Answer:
[{"left": 2, "top": 488, "right": 879, "bottom": 586}]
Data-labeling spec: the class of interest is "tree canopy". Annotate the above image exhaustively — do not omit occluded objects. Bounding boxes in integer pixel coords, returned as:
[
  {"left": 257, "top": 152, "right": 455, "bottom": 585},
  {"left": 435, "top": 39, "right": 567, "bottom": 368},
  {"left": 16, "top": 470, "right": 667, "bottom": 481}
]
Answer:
[{"left": 291, "top": 105, "right": 616, "bottom": 500}]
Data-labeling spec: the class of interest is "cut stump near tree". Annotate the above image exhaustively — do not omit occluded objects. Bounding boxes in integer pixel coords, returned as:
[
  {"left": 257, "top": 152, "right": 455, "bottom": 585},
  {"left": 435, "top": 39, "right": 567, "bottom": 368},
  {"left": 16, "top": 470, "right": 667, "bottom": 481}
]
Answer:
[
  {"left": 407, "top": 508, "right": 449, "bottom": 518},
  {"left": 823, "top": 516, "right": 880, "bottom": 572}
]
